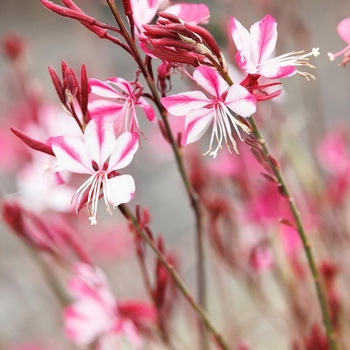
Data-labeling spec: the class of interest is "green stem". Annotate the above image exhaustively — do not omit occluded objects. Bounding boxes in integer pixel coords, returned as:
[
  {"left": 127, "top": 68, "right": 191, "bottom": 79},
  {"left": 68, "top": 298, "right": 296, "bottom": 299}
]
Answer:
[
  {"left": 248, "top": 116, "right": 338, "bottom": 350},
  {"left": 104, "top": 2, "right": 207, "bottom": 347},
  {"left": 119, "top": 204, "right": 230, "bottom": 350}
]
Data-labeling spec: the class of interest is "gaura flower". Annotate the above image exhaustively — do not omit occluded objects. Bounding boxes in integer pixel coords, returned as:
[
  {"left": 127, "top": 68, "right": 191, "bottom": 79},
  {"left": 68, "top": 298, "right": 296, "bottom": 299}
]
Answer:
[
  {"left": 50, "top": 116, "right": 138, "bottom": 225},
  {"left": 130, "top": 0, "right": 210, "bottom": 34},
  {"left": 230, "top": 14, "right": 320, "bottom": 80},
  {"left": 161, "top": 66, "right": 256, "bottom": 158},
  {"left": 89, "top": 77, "right": 156, "bottom": 136},
  {"left": 64, "top": 263, "right": 155, "bottom": 349},
  {"left": 328, "top": 17, "right": 350, "bottom": 66}
]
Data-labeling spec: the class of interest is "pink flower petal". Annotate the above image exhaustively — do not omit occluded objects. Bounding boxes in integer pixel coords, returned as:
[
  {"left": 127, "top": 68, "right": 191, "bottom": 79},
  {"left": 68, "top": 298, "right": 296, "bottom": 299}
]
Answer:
[
  {"left": 337, "top": 17, "right": 350, "bottom": 44},
  {"left": 84, "top": 116, "right": 115, "bottom": 168},
  {"left": 138, "top": 97, "right": 156, "bottom": 123},
  {"left": 88, "top": 100, "right": 123, "bottom": 119},
  {"left": 225, "top": 84, "right": 257, "bottom": 117},
  {"left": 89, "top": 78, "right": 123, "bottom": 99},
  {"left": 161, "top": 91, "right": 211, "bottom": 116},
  {"left": 64, "top": 299, "right": 113, "bottom": 345},
  {"left": 51, "top": 136, "right": 93, "bottom": 174},
  {"left": 107, "top": 175, "right": 135, "bottom": 206},
  {"left": 163, "top": 3, "right": 210, "bottom": 25},
  {"left": 107, "top": 77, "right": 133, "bottom": 96},
  {"left": 108, "top": 132, "right": 139, "bottom": 171},
  {"left": 250, "top": 14, "right": 277, "bottom": 65},
  {"left": 193, "top": 66, "right": 228, "bottom": 98},
  {"left": 259, "top": 64, "right": 296, "bottom": 79},
  {"left": 182, "top": 108, "right": 213, "bottom": 145}
]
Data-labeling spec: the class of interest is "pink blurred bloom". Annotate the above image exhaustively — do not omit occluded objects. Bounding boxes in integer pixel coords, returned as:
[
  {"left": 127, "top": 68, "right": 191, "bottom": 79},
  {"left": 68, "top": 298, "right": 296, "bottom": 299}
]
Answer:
[
  {"left": 318, "top": 128, "right": 350, "bottom": 176},
  {"left": 317, "top": 128, "right": 350, "bottom": 203},
  {"left": 162, "top": 3, "right": 210, "bottom": 25},
  {"left": 250, "top": 245, "right": 274, "bottom": 272},
  {"left": 89, "top": 77, "right": 156, "bottom": 136},
  {"left": 130, "top": 0, "right": 162, "bottom": 33},
  {"left": 50, "top": 116, "right": 138, "bottom": 225},
  {"left": 64, "top": 263, "right": 154, "bottom": 349},
  {"left": 131, "top": 0, "right": 210, "bottom": 33},
  {"left": 230, "top": 14, "right": 320, "bottom": 79},
  {"left": 328, "top": 17, "right": 350, "bottom": 66},
  {"left": 16, "top": 158, "right": 75, "bottom": 213},
  {"left": 161, "top": 66, "right": 256, "bottom": 158}
]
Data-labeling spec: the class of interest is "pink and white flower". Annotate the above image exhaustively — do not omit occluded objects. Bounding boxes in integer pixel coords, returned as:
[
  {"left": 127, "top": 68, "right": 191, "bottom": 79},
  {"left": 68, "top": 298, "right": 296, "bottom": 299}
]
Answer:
[
  {"left": 230, "top": 14, "right": 320, "bottom": 79},
  {"left": 328, "top": 17, "right": 350, "bottom": 66},
  {"left": 130, "top": 0, "right": 210, "bottom": 33},
  {"left": 64, "top": 263, "right": 147, "bottom": 349},
  {"left": 89, "top": 77, "right": 156, "bottom": 136},
  {"left": 161, "top": 66, "right": 256, "bottom": 158},
  {"left": 50, "top": 116, "right": 138, "bottom": 225}
]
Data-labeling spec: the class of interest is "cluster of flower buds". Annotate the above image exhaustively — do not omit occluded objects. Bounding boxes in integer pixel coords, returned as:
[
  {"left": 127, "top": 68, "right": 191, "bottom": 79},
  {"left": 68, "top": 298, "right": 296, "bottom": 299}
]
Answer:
[
  {"left": 49, "top": 61, "right": 90, "bottom": 129},
  {"left": 142, "top": 12, "right": 226, "bottom": 70},
  {"left": 1, "top": 200, "right": 91, "bottom": 264}
]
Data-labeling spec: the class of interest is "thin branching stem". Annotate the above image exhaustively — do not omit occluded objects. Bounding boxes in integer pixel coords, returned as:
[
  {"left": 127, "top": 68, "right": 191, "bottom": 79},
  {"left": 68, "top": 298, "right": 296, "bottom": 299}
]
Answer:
[
  {"left": 247, "top": 116, "right": 338, "bottom": 350},
  {"left": 104, "top": 2, "right": 208, "bottom": 347},
  {"left": 213, "top": 59, "right": 339, "bottom": 350},
  {"left": 119, "top": 204, "right": 230, "bottom": 350}
]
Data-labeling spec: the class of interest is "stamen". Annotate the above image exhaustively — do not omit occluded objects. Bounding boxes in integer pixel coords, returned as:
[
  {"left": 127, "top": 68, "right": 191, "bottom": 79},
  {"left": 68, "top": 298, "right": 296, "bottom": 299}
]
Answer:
[{"left": 327, "top": 44, "right": 350, "bottom": 61}]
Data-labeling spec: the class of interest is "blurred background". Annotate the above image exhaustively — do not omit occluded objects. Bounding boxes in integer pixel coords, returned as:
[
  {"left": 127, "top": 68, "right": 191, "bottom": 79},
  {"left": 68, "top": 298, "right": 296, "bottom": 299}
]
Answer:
[{"left": 1, "top": 1, "right": 350, "bottom": 349}]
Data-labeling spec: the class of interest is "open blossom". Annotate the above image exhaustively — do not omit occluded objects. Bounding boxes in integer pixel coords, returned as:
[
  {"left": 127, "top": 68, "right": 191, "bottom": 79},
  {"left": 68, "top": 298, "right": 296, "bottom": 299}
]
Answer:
[
  {"left": 230, "top": 14, "right": 320, "bottom": 80},
  {"left": 161, "top": 66, "right": 256, "bottom": 158},
  {"left": 50, "top": 116, "right": 138, "bottom": 225},
  {"left": 328, "top": 17, "right": 350, "bottom": 66},
  {"left": 130, "top": 0, "right": 210, "bottom": 33},
  {"left": 89, "top": 77, "right": 156, "bottom": 136},
  {"left": 64, "top": 263, "right": 155, "bottom": 349}
]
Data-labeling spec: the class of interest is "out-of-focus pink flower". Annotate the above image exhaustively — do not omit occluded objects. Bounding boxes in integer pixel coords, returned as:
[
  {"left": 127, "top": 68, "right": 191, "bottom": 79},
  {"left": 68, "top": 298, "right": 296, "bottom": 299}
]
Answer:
[
  {"left": 317, "top": 128, "right": 350, "bottom": 203},
  {"left": 162, "top": 3, "right": 210, "bottom": 25},
  {"left": 328, "top": 17, "right": 350, "bottom": 66},
  {"left": 131, "top": 0, "right": 210, "bottom": 33},
  {"left": 1, "top": 200, "right": 83, "bottom": 260},
  {"left": 64, "top": 263, "right": 155, "bottom": 349},
  {"left": 86, "top": 223, "right": 133, "bottom": 264},
  {"left": 279, "top": 225, "right": 302, "bottom": 258},
  {"left": 230, "top": 14, "right": 319, "bottom": 79},
  {"left": 89, "top": 78, "right": 156, "bottom": 136},
  {"left": 50, "top": 116, "right": 138, "bottom": 225},
  {"left": 161, "top": 66, "right": 256, "bottom": 158},
  {"left": 16, "top": 157, "right": 75, "bottom": 213},
  {"left": 130, "top": 0, "right": 162, "bottom": 33},
  {"left": 318, "top": 128, "right": 350, "bottom": 176},
  {"left": 250, "top": 245, "right": 274, "bottom": 272}
]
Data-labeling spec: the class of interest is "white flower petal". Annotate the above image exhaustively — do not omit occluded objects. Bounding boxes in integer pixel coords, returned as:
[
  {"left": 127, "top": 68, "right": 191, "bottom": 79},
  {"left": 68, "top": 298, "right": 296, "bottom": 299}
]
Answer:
[
  {"left": 107, "top": 175, "right": 135, "bottom": 206},
  {"left": 225, "top": 84, "right": 257, "bottom": 118},
  {"left": 84, "top": 116, "right": 116, "bottom": 168},
  {"left": 193, "top": 66, "right": 228, "bottom": 98}
]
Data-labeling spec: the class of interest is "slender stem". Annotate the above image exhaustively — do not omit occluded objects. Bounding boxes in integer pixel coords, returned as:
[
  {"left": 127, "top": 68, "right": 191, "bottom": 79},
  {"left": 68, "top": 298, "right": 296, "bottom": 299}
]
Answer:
[
  {"left": 29, "top": 250, "right": 70, "bottom": 307},
  {"left": 248, "top": 116, "right": 338, "bottom": 350},
  {"left": 119, "top": 204, "right": 230, "bottom": 350},
  {"left": 104, "top": 2, "right": 207, "bottom": 347}
]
